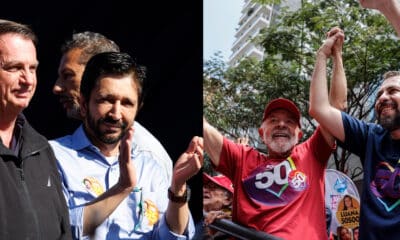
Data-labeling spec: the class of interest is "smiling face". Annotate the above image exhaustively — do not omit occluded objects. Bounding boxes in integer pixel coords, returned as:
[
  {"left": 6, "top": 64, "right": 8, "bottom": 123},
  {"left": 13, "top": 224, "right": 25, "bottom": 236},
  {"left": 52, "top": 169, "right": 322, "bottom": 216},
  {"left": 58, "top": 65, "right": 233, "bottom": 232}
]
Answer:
[
  {"left": 0, "top": 33, "right": 38, "bottom": 116},
  {"left": 258, "top": 109, "right": 303, "bottom": 158},
  {"left": 81, "top": 74, "right": 139, "bottom": 150},
  {"left": 375, "top": 75, "right": 400, "bottom": 132}
]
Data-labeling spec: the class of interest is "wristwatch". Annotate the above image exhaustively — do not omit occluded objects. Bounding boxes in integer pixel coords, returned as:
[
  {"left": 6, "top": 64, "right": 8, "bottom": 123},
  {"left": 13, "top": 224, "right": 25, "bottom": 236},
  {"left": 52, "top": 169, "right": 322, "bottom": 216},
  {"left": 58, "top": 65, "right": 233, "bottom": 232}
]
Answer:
[{"left": 168, "top": 186, "right": 191, "bottom": 203}]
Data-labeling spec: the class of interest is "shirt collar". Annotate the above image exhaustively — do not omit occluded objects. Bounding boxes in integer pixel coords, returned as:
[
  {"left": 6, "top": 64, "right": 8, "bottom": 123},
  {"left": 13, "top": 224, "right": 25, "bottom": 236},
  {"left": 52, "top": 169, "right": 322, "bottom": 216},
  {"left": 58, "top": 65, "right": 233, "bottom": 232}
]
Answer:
[
  {"left": 11, "top": 114, "right": 26, "bottom": 155},
  {"left": 70, "top": 124, "right": 140, "bottom": 156},
  {"left": 70, "top": 124, "right": 95, "bottom": 150}
]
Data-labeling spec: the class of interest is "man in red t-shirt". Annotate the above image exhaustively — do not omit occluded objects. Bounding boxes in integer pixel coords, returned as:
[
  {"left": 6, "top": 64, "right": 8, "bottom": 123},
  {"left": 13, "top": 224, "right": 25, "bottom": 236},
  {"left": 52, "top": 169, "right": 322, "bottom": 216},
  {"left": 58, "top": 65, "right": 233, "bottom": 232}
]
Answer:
[{"left": 203, "top": 27, "right": 347, "bottom": 240}]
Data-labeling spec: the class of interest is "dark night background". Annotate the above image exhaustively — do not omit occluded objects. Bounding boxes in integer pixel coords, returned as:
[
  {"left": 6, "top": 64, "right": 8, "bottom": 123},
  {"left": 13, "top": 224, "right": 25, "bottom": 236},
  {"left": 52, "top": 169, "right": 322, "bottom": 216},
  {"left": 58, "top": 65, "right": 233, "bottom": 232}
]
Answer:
[{"left": 1, "top": 1, "right": 203, "bottom": 224}]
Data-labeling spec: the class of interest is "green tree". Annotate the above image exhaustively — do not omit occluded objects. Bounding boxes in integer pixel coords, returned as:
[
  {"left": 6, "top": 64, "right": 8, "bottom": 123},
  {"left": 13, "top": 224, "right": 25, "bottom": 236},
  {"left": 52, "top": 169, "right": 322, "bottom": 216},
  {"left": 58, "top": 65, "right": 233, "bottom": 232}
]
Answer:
[{"left": 203, "top": 0, "right": 400, "bottom": 179}]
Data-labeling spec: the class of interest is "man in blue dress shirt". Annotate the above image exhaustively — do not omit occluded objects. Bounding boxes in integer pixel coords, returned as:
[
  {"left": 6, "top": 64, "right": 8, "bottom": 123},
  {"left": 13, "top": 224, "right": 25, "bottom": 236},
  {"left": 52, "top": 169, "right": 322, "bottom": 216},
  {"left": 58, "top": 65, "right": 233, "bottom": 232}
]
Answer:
[
  {"left": 53, "top": 31, "right": 173, "bottom": 182},
  {"left": 50, "top": 51, "right": 203, "bottom": 239}
]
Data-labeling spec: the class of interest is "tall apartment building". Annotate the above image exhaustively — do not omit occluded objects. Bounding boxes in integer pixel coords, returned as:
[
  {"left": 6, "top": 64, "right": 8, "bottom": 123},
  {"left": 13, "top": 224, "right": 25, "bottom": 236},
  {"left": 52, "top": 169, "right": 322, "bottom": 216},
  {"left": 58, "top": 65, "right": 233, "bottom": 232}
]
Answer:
[{"left": 228, "top": 0, "right": 301, "bottom": 67}]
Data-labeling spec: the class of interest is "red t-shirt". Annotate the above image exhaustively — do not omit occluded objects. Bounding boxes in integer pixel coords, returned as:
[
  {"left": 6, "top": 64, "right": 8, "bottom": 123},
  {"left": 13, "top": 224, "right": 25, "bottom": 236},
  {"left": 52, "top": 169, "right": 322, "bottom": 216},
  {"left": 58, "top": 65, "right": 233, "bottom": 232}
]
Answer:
[{"left": 217, "top": 128, "right": 333, "bottom": 240}]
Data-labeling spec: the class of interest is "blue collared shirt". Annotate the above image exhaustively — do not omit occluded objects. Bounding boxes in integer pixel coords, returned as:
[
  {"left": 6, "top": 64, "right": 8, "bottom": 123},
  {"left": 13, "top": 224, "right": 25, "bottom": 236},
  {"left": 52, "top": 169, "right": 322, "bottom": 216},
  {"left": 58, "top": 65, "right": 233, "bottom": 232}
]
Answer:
[{"left": 49, "top": 125, "right": 194, "bottom": 240}]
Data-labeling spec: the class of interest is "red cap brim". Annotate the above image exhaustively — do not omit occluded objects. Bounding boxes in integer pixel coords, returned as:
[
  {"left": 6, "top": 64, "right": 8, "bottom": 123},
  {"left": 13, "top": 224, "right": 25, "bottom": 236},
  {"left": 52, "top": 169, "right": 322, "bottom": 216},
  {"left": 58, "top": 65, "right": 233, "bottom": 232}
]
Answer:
[
  {"left": 262, "top": 98, "right": 301, "bottom": 127},
  {"left": 203, "top": 173, "right": 234, "bottom": 193}
]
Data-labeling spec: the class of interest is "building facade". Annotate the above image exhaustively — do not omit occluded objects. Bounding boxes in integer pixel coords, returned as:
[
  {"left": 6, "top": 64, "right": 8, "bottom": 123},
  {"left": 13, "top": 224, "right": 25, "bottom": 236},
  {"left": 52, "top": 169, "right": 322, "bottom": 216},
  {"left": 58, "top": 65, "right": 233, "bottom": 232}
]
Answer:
[{"left": 228, "top": 0, "right": 301, "bottom": 67}]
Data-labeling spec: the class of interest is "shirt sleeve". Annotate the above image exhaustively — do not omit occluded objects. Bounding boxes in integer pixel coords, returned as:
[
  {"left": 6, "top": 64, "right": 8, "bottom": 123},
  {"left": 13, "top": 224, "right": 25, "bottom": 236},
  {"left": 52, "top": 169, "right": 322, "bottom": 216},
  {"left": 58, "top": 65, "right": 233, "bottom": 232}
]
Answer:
[
  {"left": 217, "top": 137, "right": 245, "bottom": 180},
  {"left": 153, "top": 212, "right": 195, "bottom": 240},
  {"left": 306, "top": 126, "right": 335, "bottom": 166}
]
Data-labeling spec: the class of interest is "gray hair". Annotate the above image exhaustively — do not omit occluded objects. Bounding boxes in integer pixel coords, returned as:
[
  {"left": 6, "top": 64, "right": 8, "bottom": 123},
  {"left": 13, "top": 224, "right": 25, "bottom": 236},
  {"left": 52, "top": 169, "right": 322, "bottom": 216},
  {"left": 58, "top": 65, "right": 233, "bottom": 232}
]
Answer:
[
  {"left": 61, "top": 31, "right": 120, "bottom": 65},
  {"left": 383, "top": 71, "right": 400, "bottom": 80}
]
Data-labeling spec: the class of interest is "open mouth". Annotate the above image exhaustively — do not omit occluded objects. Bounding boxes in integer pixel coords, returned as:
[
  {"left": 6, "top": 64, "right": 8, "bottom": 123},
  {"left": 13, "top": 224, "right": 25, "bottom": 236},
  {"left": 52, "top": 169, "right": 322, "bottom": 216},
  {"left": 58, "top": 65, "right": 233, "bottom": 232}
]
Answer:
[
  {"left": 272, "top": 132, "right": 290, "bottom": 138},
  {"left": 380, "top": 107, "right": 393, "bottom": 115},
  {"left": 379, "top": 103, "right": 396, "bottom": 116},
  {"left": 203, "top": 192, "right": 210, "bottom": 199},
  {"left": 14, "top": 89, "right": 32, "bottom": 98}
]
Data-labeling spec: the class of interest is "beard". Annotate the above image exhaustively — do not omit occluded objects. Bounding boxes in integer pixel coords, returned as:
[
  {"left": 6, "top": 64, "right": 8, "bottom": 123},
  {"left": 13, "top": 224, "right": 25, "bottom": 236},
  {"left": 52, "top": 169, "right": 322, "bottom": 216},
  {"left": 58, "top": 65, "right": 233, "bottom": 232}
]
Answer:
[
  {"left": 378, "top": 109, "right": 400, "bottom": 131},
  {"left": 66, "top": 102, "right": 81, "bottom": 120},
  {"left": 265, "top": 131, "right": 298, "bottom": 157},
  {"left": 87, "top": 110, "right": 129, "bottom": 144}
]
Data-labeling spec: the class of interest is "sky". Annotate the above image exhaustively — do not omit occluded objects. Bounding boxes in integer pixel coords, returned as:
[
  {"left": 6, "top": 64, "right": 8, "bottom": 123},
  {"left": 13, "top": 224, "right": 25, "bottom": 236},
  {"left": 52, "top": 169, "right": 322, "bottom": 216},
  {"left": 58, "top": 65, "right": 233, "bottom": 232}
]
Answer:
[{"left": 203, "top": 0, "right": 243, "bottom": 62}]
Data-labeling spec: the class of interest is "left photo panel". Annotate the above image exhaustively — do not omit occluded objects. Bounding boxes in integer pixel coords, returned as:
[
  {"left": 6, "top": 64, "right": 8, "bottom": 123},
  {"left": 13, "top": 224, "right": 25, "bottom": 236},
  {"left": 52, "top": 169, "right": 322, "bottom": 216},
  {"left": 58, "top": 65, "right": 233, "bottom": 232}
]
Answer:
[{"left": 0, "top": 0, "right": 203, "bottom": 239}]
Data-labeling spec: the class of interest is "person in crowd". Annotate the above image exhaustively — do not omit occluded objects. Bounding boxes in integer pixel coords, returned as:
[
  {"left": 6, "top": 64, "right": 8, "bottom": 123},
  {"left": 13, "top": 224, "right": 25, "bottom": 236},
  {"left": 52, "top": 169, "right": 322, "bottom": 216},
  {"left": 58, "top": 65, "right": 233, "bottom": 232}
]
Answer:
[
  {"left": 337, "top": 226, "right": 351, "bottom": 240},
  {"left": 203, "top": 173, "right": 234, "bottom": 224},
  {"left": 0, "top": 19, "right": 71, "bottom": 239},
  {"left": 50, "top": 51, "right": 202, "bottom": 239},
  {"left": 53, "top": 31, "right": 173, "bottom": 181},
  {"left": 309, "top": 2, "right": 400, "bottom": 239},
  {"left": 203, "top": 27, "right": 347, "bottom": 240},
  {"left": 202, "top": 173, "right": 234, "bottom": 239}
]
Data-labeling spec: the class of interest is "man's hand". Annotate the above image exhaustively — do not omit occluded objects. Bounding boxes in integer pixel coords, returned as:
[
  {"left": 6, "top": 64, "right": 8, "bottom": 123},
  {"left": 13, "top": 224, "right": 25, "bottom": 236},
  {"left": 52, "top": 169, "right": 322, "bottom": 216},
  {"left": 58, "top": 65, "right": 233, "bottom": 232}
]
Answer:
[
  {"left": 327, "top": 27, "right": 344, "bottom": 58},
  {"left": 204, "top": 210, "right": 231, "bottom": 225},
  {"left": 317, "top": 27, "right": 345, "bottom": 59},
  {"left": 171, "top": 136, "right": 203, "bottom": 193},
  {"left": 118, "top": 127, "right": 137, "bottom": 191}
]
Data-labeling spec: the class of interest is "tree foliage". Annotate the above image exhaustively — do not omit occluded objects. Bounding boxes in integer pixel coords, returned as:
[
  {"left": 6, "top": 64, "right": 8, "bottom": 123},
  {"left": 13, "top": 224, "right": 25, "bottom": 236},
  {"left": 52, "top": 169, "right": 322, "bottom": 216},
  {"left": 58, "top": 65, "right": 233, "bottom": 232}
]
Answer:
[{"left": 203, "top": 0, "right": 400, "bottom": 179}]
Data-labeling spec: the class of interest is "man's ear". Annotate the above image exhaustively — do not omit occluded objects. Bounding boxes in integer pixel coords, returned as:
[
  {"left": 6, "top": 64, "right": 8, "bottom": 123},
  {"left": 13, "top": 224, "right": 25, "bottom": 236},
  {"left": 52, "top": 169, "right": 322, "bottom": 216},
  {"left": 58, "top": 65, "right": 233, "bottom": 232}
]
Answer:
[
  {"left": 223, "top": 192, "right": 233, "bottom": 206},
  {"left": 258, "top": 127, "right": 263, "bottom": 139},
  {"left": 298, "top": 129, "right": 303, "bottom": 140}
]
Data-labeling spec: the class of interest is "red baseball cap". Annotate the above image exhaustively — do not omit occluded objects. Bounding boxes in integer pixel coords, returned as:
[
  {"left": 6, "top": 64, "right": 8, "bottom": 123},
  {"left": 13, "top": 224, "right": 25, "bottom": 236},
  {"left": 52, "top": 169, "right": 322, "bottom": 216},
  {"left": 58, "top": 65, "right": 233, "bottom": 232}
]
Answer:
[
  {"left": 203, "top": 173, "right": 234, "bottom": 194},
  {"left": 262, "top": 98, "right": 301, "bottom": 127}
]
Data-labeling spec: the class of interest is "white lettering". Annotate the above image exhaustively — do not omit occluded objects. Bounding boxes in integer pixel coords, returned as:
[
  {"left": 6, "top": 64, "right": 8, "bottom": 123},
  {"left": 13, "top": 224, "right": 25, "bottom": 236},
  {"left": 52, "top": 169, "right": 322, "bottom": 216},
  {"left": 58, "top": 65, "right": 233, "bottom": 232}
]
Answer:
[
  {"left": 254, "top": 161, "right": 291, "bottom": 189},
  {"left": 255, "top": 171, "right": 274, "bottom": 189},
  {"left": 274, "top": 161, "right": 291, "bottom": 185}
]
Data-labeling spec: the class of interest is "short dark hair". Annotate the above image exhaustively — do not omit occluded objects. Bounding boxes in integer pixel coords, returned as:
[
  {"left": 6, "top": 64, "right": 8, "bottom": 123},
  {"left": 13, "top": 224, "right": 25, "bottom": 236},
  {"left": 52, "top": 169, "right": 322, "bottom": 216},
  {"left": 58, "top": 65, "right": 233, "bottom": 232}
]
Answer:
[
  {"left": 80, "top": 52, "right": 146, "bottom": 108},
  {"left": 61, "top": 31, "right": 120, "bottom": 65},
  {"left": 0, "top": 19, "right": 37, "bottom": 46}
]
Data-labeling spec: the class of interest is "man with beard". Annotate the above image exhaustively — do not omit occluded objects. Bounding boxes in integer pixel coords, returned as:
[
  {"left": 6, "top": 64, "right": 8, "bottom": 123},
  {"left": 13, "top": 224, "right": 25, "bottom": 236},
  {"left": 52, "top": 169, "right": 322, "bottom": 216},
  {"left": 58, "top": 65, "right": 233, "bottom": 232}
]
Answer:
[
  {"left": 203, "top": 27, "right": 347, "bottom": 240},
  {"left": 310, "top": 21, "right": 400, "bottom": 240},
  {"left": 53, "top": 31, "right": 173, "bottom": 182},
  {"left": 50, "top": 52, "right": 203, "bottom": 239},
  {"left": 310, "top": 1, "right": 400, "bottom": 239}
]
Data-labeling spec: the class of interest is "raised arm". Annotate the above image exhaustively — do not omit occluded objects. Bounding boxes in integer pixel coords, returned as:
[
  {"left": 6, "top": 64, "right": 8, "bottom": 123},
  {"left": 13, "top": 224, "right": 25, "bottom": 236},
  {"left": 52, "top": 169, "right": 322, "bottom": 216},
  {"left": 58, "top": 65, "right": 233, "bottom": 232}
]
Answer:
[
  {"left": 329, "top": 27, "right": 348, "bottom": 111},
  {"left": 309, "top": 29, "right": 346, "bottom": 142},
  {"left": 359, "top": 0, "right": 400, "bottom": 37},
  {"left": 82, "top": 127, "right": 137, "bottom": 236},
  {"left": 317, "top": 27, "right": 348, "bottom": 146},
  {"left": 166, "top": 136, "right": 203, "bottom": 234},
  {"left": 203, "top": 118, "right": 224, "bottom": 167}
]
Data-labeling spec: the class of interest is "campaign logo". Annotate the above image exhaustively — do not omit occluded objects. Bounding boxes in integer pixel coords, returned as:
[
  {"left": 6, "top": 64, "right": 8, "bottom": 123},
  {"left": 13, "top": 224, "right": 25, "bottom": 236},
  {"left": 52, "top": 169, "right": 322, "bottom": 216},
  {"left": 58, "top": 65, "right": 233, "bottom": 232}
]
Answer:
[
  {"left": 288, "top": 170, "right": 307, "bottom": 191},
  {"left": 83, "top": 176, "right": 104, "bottom": 197},
  {"left": 371, "top": 161, "right": 400, "bottom": 212},
  {"left": 243, "top": 157, "right": 308, "bottom": 206},
  {"left": 334, "top": 178, "right": 348, "bottom": 193}
]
